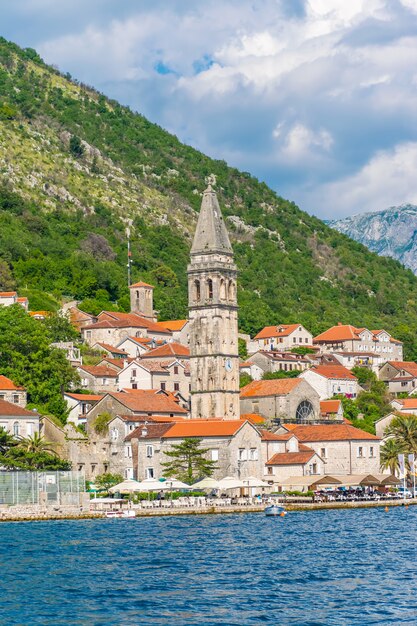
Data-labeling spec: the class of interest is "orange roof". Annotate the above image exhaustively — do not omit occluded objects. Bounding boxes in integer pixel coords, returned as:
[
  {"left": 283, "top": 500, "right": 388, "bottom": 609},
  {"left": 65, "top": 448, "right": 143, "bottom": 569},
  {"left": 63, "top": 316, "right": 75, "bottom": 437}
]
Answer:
[
  {"left": 94, "top": 342, "right": 128, "bottom": 355},
  {"left": 129, "top": 281, "right": 154, "bottom": 289},
  {"left": 29, "top": 311, "right": 51, "bottom": 317},
  {"left": 261, "top": 430, "right": 295, "bottom": 441},
  {"left": 240, "top": 378, "right": 301, "bottom": 398},
  {"left": 0, "top": 291, "right": 17, "bottom": 297},
  {"left": 106, "top": 390, "right": 188, "bottom": 414},
  {"left": 266, "top": 450, "right": 316, "bottom": 465},
  {"left": 282, "top": 423, "right": 379, "bottom": 441},
  {"left": 386, "top": 362, "right": 417, "bottom": 376},
  {"left": 0, "top": 375, "right": 24, "bottom": 391},
  {"left": 17, "top": 297, "right": 28, "bottom": 302},
  {"left": 394, "top": 398, "right": 417, "bottom": 410},
  {"left": 309, "top": 365, "right": 357, "bottom": 380},
  {"left": 0, "top": 399, "right": 38, "bottom": 416},
  {"left": 320, "top": 400, "right": 342, "bottom": 414},
  {"left": 254, "top": 324, "right": 301, "bottom": 340},
  {"left": 65, "top": 393, "right": 103, "bottom": 402},
  {"left": 140, "top": 342, "right": 190, "bottom": 359},
  {"left": 84, "top": 311, "right": 171, "bottom": 334},
  {"left": 240, "top": 413, "right": 266, "bottom": 424},
  {"left": 314, "top": 324, "right": 365, "bottom": 342},
  {"left": 162, "top": 419, "right": 247, "bottom": 438},
  {"left": 78, "top": 365, "right": 118, "bottom": 377},
  {"left": 156, "top": 319, "right": 188, "bottom": 332}
]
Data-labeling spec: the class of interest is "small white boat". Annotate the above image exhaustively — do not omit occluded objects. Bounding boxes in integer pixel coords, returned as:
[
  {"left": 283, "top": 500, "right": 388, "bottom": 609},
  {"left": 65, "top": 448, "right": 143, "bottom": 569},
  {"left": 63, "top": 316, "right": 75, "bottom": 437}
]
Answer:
[
  {"left": 105, "top": 509, "right": 136, "bottom": 519},
  {"left": 264, "top": 504, "right": 286, "bottom": 517}
]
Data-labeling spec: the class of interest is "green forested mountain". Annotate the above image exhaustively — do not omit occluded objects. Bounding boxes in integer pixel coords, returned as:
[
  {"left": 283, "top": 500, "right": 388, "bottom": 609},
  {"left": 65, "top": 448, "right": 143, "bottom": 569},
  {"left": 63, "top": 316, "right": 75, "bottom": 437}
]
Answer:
[{"left": 1, "top": 37, "right": 417, "bottom": 356}]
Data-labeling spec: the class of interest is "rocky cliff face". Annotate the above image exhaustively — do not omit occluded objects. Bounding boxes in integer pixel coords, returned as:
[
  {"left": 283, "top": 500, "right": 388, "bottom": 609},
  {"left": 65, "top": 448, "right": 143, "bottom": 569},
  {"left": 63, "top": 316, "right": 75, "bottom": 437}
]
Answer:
[{"left": 330, "top": 205, "right": 417, "bottom": 274}]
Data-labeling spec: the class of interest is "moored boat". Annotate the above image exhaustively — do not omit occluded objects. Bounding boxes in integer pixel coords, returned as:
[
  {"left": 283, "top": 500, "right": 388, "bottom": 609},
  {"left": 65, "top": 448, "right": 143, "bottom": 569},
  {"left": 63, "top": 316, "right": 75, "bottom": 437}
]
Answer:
[
  {"left": 105, "top": 509, "right": 136, "bottom": 519},
  {"left": 264, "top": 504, "right": 286, "bottom": 516}
]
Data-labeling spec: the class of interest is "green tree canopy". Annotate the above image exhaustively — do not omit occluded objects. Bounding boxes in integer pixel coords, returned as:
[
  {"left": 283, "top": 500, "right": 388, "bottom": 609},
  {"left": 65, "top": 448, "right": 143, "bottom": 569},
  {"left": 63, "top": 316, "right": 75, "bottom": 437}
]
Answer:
[{"left": 161, "top": 438, "right": 217, "bottom": 483}]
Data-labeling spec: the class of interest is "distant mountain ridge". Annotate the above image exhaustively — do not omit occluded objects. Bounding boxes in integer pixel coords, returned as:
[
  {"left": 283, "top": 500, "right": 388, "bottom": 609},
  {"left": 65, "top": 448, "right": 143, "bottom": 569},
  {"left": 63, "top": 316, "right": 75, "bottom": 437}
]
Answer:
[{"left": 330, "top": 205, "right": 417, "bottom": 274}]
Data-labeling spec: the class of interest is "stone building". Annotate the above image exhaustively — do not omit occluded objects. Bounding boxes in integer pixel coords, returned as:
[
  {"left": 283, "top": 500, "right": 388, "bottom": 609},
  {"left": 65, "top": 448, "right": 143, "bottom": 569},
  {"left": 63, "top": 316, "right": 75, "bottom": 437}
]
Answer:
[
  {"left": 77, "top": 365, "right": 119, "bottom": 393},
  {"left": 127, "top": 419, "right": 263, "bottom": 481},
  {"left": 129, "top": 281, "right": 155, "bottom": 320},
  {"left": 249, "top": 351, "right": 311, "bottom": 376},
  {"left": 0, "top": 375, "right": 27, "bottom": 407},
  {"left": 64, "top": 392, "right": 103, "bottom": 426},
  {"left": 250, "top": 324, "right": 313, "bottom": 353},
  {"left": 81, "top": 311, "right": 172, "bottom": 346},
  {"left": 116, "top": 359, "right": 190, "bottom": 403},
  {"left": 313, "top": 324, "right": 403, "bottom": 360},
  {"left": 378, "top": 361, "right": 417, "bottom": 395},
  {"left": 0, "top": 399, "right": 39, "bottom": 438},
  {"left": 300, "top": 364, "right": 360, "bottom": 400},
  {"left": 240, "top": 378, "right": 321, "bottom": 423},
  {"left": 187, "top": 181, "right": 240, "bottom": 420},
  {"left": 279, "top": 423, "right": 381, "bottom": 476}
]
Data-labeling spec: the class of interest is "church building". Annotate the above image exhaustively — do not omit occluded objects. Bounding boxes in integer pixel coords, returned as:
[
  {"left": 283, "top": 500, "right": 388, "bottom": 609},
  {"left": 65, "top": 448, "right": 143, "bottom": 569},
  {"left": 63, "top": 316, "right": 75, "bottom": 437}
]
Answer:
[{"left": 187, "top": 178, "right": 240, "bottom": 420}]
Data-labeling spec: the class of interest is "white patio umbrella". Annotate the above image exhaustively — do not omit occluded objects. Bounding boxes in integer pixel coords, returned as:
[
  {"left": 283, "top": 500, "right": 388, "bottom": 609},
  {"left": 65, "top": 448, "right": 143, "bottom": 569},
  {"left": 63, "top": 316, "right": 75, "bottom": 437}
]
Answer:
[
  {"left": 135, "top": 478, "right": 168, "bottom": 491},
  {"left": 162, "top": 478, "right": 191, "bottom": 490},
  {"left": 109, "top": 479, "right": 142, "bottom": 493},
  {"left": 242, "top": 476, "right": 270, "bottom": 488},
  {"left": 192, "top": 477, "right": 221, "bottom": 490},
  {"left": 218, "top": 476, "right": 246, "bottom": 490}
]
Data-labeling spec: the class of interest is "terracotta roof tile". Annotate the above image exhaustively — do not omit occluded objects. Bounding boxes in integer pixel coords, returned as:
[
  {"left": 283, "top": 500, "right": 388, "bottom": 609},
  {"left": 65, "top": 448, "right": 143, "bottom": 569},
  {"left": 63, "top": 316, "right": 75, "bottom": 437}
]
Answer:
[
  {"left": 240, "top": 413, "right": 266, "bottom": 424},
  {"left": 0, "top": 292, "right": 17, "bottom": 297},
  {"left": 240, "top": 378, "right": 301, "bottom": 398},
  {"left": 107, "top": 390, "right": 188, "bottom": 414},
  {"left": 156, "top": 319, "right": 188, "bottom": 332},
  {"left": 266, "top": 450, "right": 315, "bottom": 465},
  {"left": 282, "top": 423, "right": 379, "bottom": 441},
  {"left": 94, "top": 342, "right": 128, "bottom": 355},
  {"left": 260, "top": 430, "right": 295, "bottom": 441},
  {"left": 125, "top": 423, "right": 172, "bottom": 440},
  {"left": 139, "top": 342, "right": 190, "bottom": 359},
  {"left": 394, "top": 398, "right": 417, "bottom": 409},
  {"left": 0, "top": 399, "right": 38, "bottom": 416},
  {"left": 78, "top": 365, "right": 118, "bottom": 378},
  {"left": 0, "top": 375, "right": 25, "bottom": 391},
  {"left": 254, "top": 324, "right": 302, "bottom": 340},
  {"left": 84, "top": 311, "right": 171, "bottom": 334},
  {"left": 320, "top": 400, "right": 342, "bottom": 414},
  {"left": 309, "top": 365, "right": 357, "bottom": 380},
  {"left": 65, "top": 393, "right": 103, "bottom": 402},
  {"left": 129, "top": 281, "right": 154, "bottom": 289},
  {"left": 162, "top": 419, "right": 246, "bottom": 438}
]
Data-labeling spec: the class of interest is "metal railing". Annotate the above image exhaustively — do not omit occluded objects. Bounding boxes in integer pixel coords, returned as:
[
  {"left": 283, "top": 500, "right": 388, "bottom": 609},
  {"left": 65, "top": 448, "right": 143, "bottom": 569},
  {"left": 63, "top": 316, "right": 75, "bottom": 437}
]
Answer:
[{"left": 0, "top": 471, "right": 85, "bottom": 506}]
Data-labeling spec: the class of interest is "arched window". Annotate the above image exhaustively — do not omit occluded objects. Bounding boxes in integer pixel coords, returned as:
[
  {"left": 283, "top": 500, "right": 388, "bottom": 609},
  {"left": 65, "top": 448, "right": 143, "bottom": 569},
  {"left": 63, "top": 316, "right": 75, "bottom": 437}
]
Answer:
[
  {"left": 194, "top": 280, "right": 201, "bottom": 302},
  {"left": 295, "top": 400, "right": 314, "bottom": 423},
  {"left": 220, "top": 279, "right": 226, "bottom": 300},
  {"left": 136, "top": 290, "right": 139, "bottom": 299},
  {"left": 207, "top": 279, "right": 213, "bottom": 300},
  {"left": 228, "top": 280, "right": 235, "bottom": 300},
  {"left": 13, "top": 421, "right": 19, "bottom": 437}
]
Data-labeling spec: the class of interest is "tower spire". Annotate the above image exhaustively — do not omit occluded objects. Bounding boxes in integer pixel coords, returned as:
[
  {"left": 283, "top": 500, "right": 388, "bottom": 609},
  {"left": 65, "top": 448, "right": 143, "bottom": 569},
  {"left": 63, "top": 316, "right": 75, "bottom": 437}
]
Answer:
[{"left": 190, "top": 176, "right": 233, "bottom": 256}]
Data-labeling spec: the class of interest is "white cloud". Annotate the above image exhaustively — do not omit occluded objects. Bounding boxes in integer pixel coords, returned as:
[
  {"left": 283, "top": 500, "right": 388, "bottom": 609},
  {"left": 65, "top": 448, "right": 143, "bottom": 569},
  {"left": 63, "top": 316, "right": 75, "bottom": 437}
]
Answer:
[
  {"left": 275, "top": 123, "right": 333, "bottom": 162},
  {"left": 304, "top": 142, "right": 417, "bottom": 217}
]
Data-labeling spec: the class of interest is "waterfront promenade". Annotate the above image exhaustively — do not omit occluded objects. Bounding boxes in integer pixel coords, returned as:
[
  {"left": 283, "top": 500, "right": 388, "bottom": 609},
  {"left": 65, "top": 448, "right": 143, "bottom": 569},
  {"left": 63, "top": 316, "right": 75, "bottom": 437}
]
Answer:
[{"left": 1, "top": 497, "right": 415, "bottom": 521}]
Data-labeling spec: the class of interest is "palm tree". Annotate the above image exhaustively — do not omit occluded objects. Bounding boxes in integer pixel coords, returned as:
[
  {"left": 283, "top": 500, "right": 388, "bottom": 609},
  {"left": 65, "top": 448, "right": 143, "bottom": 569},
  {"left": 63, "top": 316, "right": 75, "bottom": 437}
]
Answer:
[
  {"left": 385, "top": 414, "right": 417, "bottom": 454},
  {"left": 380, "top": 438, "right": 403, "bottom": 474},
  {"left": 0, "top": 427, "right": 17, "bottom": 454},
  {"left": 17, "top": 432, "right": 57, "bottom": 455}
]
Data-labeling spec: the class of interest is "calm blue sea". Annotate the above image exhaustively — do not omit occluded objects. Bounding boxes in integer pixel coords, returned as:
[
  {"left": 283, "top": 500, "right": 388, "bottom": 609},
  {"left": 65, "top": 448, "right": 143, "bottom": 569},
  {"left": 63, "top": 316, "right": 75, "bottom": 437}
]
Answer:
[{"left": 1, "top": 508, "right": 417, "bottom": 625}]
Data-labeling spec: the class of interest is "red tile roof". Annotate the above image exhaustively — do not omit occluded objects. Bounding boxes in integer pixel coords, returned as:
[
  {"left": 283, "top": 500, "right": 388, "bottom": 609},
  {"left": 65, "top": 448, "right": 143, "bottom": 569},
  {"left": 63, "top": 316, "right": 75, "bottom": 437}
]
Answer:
[
  {"left": 107, "top": 390, "right": 188, "bottom": 414},
  {"left": 84, "top": 311, "right": 171, "bottom": 334},
  {"left": 394, "top": 398, "right": 417, "bottom": 410},
  {"left": 261, "top": 430, "right": 295, "bottom": 441},
  {"left": 240, "top": 413, "right": 266, "bottom": 424},
  {"left": 125, "top": 423, "right": 172, "bottom": 440},
  {"left": 139, "top": 342, "right": 190, "bottom": 359},
  {"left": 314, "top": 324, "right": 401, "bottom": 345},
  {"left": 309, "top": 365, "right": 357, "bottom": 380},
  {"left": 282, "top": 423, "right": 379, "bottom": 441},
  {"left": 0, "top": 291, "right": 17, "bottom": 297},
  {"left": 65, "top": 393, "right": 103, "bottom": 402},
  {"left": 129, "top": 281, "right": 154, "bottom": 289},
  {"left": 0, "top": 375, "right": 24, "bottom": 391},
  {"left": 162, "top": 419, "right": 246, "bottom": 438},
  {"left": 254, "top": 324, "right": 302, "bottom": 340},
  {"left": 386, "top": 362, "right": 417, "bottom": 376},
  {"left": 94, "top": 342, "right": 128, "bottom": 355},
  {"left": 0, "top": 399, "right": 38, "bottom": 416},
  {"left": 78, "top": 365, "right": 118, "bottom": 378},
  {"left": 156, "top": 319, "right": 188, "bottom": 332},
  {"left": 266, "top": 450, "right": 316, "bottom": 465},
  {"left": 240, "top": 378, "right": 302, "bottom": 398},
  {"left": 320, "top": 399, "right": 342, "bottom": 414}
]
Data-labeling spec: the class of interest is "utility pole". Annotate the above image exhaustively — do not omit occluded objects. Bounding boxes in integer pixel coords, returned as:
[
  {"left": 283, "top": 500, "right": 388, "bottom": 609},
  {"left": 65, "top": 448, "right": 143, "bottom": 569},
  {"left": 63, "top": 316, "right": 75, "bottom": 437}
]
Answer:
[{"left": 126, "top": 219, "right": 133, "bottom": 288}]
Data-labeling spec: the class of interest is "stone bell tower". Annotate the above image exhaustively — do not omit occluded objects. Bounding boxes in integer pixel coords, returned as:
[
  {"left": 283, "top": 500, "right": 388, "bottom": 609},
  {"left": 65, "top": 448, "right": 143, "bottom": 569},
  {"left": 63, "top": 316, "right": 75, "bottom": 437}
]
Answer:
[{"left": 188, "top": 176, "right": 240, "bottom": 420}]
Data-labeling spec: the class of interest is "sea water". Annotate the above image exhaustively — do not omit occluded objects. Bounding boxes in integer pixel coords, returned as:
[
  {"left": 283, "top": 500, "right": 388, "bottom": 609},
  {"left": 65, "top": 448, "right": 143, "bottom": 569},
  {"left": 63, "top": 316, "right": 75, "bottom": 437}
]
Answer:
[{"left": 1, "top": 508, "right": 417, "bottom": 625}]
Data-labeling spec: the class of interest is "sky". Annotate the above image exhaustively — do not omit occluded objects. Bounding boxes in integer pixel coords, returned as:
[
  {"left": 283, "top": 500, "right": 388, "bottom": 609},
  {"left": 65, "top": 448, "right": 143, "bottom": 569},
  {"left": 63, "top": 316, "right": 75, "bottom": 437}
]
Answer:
[{"left": 3, "top": 0, "right": 417, "bottom": 219}]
